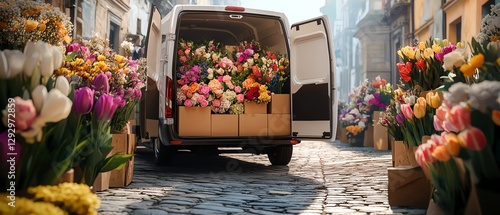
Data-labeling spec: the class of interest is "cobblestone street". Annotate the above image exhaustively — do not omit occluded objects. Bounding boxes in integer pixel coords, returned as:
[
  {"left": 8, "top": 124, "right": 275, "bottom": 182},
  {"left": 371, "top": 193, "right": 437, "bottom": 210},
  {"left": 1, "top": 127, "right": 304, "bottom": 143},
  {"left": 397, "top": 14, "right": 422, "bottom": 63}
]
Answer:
[{"left": 97, "top": 141, "right": 427, "bottom": 215}]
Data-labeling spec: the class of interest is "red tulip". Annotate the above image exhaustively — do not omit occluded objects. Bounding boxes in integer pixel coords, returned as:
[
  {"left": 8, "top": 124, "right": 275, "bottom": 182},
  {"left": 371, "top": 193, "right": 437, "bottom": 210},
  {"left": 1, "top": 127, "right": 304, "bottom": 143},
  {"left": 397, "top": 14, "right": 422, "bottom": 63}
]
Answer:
[
  {"left": 416, "top": 59, "right": 426, "bottom": 70},
  {"left": 458, "top": 126, "right": 487, "bottom": 151},
  {"left": 397, "top": 62, "right": 412, "bottom": 82}
]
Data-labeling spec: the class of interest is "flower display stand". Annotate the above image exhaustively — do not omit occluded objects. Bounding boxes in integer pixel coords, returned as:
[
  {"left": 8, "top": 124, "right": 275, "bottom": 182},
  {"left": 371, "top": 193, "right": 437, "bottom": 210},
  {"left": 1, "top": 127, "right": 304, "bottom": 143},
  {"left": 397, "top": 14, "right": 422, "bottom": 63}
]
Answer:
[
  {"left": 91, "top": 171, "right": 110, "bottom": 193},
  {"left": 109, "top": 123, "right": 136, "bottom": 188},
  {"left": 373, "top": 111, "right": 389, "bottom": 150},
  {"left": 393, "top": 141, "right": 419, "bottom": 167},
  {"left": 348, "top": 131, "right": 365, "bottom": 147},
  {"left": 363, "top": 125, "right": 374, "bottom": 147},
  {"left": 339, "top": 128, "right": 348, "bottom": 143},
  {"left": 178, "top": 106, "right": 211, "bottom": 136},
  {"left": 54, "top": 168, "right": 74, "bottom": 184}
]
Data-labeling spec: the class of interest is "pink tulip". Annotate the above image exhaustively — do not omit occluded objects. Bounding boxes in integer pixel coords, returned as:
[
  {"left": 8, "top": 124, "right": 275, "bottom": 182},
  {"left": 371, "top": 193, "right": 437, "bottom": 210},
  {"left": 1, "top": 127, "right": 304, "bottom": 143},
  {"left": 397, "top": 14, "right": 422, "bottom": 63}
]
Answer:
[
  {"left": 9, "top": 97, "right": 37, "bottom": 131},
  {"left": 443, "top": 113, "right": 460, "bottom": 133},
  {"left": 415, "top": 143, "right": 436, "bottom": 169},
  {"left": 448, "top": 105, "right": 471, "bottom": 131},
  {"left": 433, "top": 115, "right": 444, "bottom": 131},
  {"left": 435, "top": 106, "right": 447, "bottom": 121},
  {"left": 458, "top": 126, "right": 487, "bottom": 151},
  {"left": 430, "top": 134, "right": 444, "bottom": 146},
  {"left": 401, "top": 104, "right": 414, "bottom": 119}
]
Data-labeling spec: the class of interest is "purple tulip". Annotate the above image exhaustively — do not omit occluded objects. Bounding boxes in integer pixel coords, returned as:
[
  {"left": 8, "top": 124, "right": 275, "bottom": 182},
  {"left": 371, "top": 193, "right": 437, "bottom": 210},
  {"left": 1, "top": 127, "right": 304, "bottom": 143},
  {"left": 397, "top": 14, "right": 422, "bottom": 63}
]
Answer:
[
  {"left": 94, "top": 94, "right": 119, "bottom": 120},
  {"left": 92, "top": 73, "right": 109, "bottom": 94},
  {"left": 73, "top": 87, "right": 94, "bottom": 114},
  {"left": 395, "top": 113, "right": 405, "bottom": 125}
]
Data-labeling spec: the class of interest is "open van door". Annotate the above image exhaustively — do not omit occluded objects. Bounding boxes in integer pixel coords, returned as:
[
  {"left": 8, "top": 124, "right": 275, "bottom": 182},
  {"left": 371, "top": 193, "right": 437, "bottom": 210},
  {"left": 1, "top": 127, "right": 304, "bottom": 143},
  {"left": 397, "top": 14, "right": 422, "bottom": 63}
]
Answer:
[
  {"left": 140, "top": 5, "right": 162, "bottom": 141},
  {"left": 290, "top": 16, "right": 337, "bottom": 140}
]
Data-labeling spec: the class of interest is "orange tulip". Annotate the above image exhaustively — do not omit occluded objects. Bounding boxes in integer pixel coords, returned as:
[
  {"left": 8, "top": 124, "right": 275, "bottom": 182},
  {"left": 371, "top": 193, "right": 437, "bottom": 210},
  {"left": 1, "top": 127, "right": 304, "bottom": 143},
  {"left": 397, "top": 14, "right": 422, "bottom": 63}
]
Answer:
[
  {"left": 432, "top": 145, "right": 451, "bottom": 162},
  {"left": 492, "top": 110, "right": 500, "bottom": 126},
  {"left": 442, "top": 132, "right": 460, "bottom": 156}
]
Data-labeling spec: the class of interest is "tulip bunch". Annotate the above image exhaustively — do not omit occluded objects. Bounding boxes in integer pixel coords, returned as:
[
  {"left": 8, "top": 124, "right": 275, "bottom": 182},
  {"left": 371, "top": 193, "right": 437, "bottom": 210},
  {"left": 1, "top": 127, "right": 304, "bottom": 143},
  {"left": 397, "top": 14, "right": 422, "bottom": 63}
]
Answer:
[
  {"left": 398, "top": 90, "right": 441, "bottom": 147},
  {"left": 396, "top": 38, "right": 451, "bottom": 91},
  {"left": 73, "top": 73, "right": 133, "bottom": 187},
  {"left": 56, "top": 35, "right": 147, "bottom": 132},
  {"left": 0, "top": 41, "right": 87, "bottom": 190},
  {"left": 414, "top": 134, "right": 469, "bottom": 214}
]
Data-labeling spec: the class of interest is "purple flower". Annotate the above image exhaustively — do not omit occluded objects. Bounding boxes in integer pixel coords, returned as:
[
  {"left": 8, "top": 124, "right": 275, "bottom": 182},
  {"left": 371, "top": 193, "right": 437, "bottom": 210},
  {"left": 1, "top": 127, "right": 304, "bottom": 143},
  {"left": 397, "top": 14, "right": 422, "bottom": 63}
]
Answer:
[
  {"left": 92, "top": 73, "right": 109, "bottom": 93},
  {"left": 73, "top": 87, "right": 94, "bottom": 114},
  {"left": 94, "top": 94, "right": 119, "bottom": 120},
  {"left": 435, "top": 45, "right": 456, "bottom": 62},
  {"left": 66, "top": 42, "right": 81, "bottom": 53},
  {"left": 395, "top": 113, "right": 405, "bottom": 125},
  {"left": 134, "top": 89, "right": 142, "bottom": 99}
]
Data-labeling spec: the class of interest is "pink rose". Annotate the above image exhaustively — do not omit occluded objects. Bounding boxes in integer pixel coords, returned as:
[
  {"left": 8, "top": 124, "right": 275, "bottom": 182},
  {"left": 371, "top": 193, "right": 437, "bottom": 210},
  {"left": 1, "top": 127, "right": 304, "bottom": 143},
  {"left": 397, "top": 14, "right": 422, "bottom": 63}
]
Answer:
[
  {"left": 184, "top": 99, "right": 193, "bottom": 107},
  {"left": 235, "top": 86, "right": 242, "bottom": 93},
  {"left": 8, "top": 97, "right": 37, "bottom": 131},
  {"left": 236, "top": 94, "right": 245, "bottom": 103},
  {"left": 199, "top": 100, "right": 209, "bottom": 107},
  {"left": 212, "top": 99, "right": 221, "bottom": 107}
]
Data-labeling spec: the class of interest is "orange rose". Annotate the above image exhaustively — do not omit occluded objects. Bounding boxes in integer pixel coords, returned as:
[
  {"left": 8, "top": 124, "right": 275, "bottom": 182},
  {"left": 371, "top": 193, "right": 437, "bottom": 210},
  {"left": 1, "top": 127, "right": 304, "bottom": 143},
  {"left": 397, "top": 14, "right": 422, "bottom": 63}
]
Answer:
[
  {"left": 25, "top": 20, "right": 38, "bottom": 32},
  {"left": 189, "top": 82, "right": 200, "bottom": 93}
]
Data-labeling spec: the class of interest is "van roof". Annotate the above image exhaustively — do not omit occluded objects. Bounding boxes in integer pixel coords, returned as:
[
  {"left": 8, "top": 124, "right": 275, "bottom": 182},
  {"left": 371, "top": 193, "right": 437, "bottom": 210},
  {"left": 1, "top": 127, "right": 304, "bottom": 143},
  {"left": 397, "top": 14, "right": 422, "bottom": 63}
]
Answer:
[{"left": 170, "top": 4, "right": 289, "bottom": 25}]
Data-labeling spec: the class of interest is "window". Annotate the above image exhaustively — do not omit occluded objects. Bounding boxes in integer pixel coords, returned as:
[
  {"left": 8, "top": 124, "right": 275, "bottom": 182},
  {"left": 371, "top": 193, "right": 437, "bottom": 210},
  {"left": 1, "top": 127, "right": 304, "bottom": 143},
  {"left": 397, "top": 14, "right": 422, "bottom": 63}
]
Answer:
[
  {"left": 455, "top": 21, "right": 461, "bottom": 42},
  {"left": 448, "top": 17, "right": 461, "bottom": 43},
  {"left": 108, "top": 13, "right": 121, "bottom": 52},
  {"left": 137, "top": 18, "right": 142, "bottom": 35}
]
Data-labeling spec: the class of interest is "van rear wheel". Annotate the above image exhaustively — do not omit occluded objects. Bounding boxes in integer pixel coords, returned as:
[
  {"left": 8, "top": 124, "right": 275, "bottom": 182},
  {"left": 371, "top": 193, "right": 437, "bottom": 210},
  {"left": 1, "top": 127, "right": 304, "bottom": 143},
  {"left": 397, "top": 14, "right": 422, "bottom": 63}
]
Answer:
[
  {"left": 153, "top": 138, "right": 174, "bottom": 165},
  {"left": 267, "top": 145, "right": 293, "bottom": 165}
]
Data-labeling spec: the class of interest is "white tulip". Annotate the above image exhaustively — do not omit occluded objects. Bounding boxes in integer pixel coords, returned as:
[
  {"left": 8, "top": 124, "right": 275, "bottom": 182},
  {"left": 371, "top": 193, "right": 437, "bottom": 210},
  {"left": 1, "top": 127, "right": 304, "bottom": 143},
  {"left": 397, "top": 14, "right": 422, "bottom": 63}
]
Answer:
[
  {"left": 55, "top": 76, "right": 70, "bottom": 96},
  {"left": 23, "top": 49, "right": 40, "bottom": 77},
  {"left": 52, "top": 46, "right": 63, "bottom": 70},
  {"left": 33, "top": 88, "right": 72, "bottom": 126},
  {"left": 0, "top": 50, "right": 25, "bottom": 79},
  {"left": 30, "top": 66, "right": 41, "bottom": 91},
  {"left": 0, "top": 51, "right": 7, "bottom": 79},
  {"left": 32, "top": 85, "right": 48, "bottom": 112},
  {"left": 39, "top": 43, "right": 54, "bottom": 78}
]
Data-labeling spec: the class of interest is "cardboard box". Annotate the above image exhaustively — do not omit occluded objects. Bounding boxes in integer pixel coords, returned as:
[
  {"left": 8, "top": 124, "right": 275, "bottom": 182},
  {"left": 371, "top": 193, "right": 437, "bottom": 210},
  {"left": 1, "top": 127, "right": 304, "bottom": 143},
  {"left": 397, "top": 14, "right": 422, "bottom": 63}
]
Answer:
[
  {"left": 339, "top": 128, "right": 348, "bottom": 143},
  {"left": 373, "top": 124, "right": 388, "bottom": 150},
  {"left": 92, "top": 171, "right": 110, "bottom": 192},
  {"left": 178, "top": 106, "right": 211, "bottom": 136},
  {"left": 465, "top": 184, "right": 500, "bottom": 215},
  {"left": 393, "top": 141, "right": 419, "bottom": 167},
  {"left": 211, "top": 114, "right": 239, "bottom": 136},
  {"left": 388, "top": 166, "right": 431, "bottom": 208},
  {"left": 268, "top": 94, "right": 290, "bottom": 114},
  {"left": 239, "top": 114, "right": 268, "bottom": 136},
  {"left": 363, "top": 125, "right": 374, "bottom": 147},
  {"left": 109, "top": 132, "right": 136, "bottom": 187},
  {"left": 244, "top": 101, "right": 267, "bottom": 114},
  {"left": 267, "top": 114, "right": 290, "bottom": 136}
]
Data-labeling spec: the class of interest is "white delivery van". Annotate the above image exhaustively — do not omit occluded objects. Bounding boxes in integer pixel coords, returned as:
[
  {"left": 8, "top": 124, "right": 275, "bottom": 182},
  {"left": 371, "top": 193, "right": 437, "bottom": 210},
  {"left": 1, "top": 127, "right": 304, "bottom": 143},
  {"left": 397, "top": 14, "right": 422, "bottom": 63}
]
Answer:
[{"left": 140, "top": 5, "right": 337, "bottom": 165}]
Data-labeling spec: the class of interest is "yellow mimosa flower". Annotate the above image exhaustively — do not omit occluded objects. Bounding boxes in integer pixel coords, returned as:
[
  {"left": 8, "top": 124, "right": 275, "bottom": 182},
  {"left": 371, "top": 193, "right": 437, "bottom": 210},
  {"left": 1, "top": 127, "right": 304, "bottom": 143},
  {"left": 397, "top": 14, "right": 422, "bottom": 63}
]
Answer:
[{"left": 25, "top": 20, "right": 39, "bottom": 32}]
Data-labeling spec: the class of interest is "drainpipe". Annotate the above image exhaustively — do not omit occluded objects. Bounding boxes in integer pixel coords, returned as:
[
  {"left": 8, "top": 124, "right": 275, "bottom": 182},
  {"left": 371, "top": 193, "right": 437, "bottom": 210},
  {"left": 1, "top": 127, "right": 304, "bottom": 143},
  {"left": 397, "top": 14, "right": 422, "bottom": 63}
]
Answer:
[{"left": 411, "top": 0, "right": 415, "bottom": 41}]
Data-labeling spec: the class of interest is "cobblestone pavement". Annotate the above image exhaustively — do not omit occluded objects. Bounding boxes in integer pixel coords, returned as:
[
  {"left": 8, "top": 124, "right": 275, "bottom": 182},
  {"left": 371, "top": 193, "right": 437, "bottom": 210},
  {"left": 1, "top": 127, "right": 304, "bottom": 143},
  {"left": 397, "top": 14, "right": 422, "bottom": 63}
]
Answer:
[{"left": 97, "top": 141, "right": 427, "bottom": 215}]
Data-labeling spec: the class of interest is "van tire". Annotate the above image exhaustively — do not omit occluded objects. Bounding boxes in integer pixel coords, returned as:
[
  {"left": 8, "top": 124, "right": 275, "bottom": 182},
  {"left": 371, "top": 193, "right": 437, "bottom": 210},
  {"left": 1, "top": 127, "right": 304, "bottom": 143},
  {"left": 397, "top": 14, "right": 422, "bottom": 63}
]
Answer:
[
  {"left": 153, "top": 138, "right": 173, "bottom": 165},
  {"left": 267, "top": 145, "right": 293, "bottom": 165}
]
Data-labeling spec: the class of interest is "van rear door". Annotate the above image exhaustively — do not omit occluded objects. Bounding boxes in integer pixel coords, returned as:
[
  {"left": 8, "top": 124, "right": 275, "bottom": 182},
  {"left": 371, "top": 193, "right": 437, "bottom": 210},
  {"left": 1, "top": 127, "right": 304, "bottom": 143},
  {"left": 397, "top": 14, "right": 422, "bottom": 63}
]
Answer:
[{"left": 290, "top": 16, "right": 337, "bottom": 140}]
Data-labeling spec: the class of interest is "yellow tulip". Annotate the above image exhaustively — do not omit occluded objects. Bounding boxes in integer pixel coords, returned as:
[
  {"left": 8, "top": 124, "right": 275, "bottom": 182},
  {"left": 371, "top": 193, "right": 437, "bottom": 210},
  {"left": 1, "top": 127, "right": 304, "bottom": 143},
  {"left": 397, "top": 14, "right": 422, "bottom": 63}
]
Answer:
[
  {"left": 402, "top": 46, "right": 415, "bottom": 59},
  {"left": 460, "top": 64, "right": 475, "bottom": 77},
  {"left": 456, "top": 42, "right": 465, "bottom": 49},
  {"left": 397, "top": 50, "right": 403, "bottom": 59},
  {"left": 423, "top": 48, "right": 434, "bottom": 59},
  {"left": 416, "top": 97, "right": 427, "bottom": 108},
  {"left": 442, "top": 39, "right": 449, "bottom": 46},
  {"left": 426, "top": 91, "right": 441, "bottom": 108},
  {"left": 413, "top": 103, "right": 426, "bottom": 119},
  {"left": 418, "top": 42, "right": 426, "bottom": 51},
  {"left": 432, "top": 44, "right": 441, "bottom": 54},
  {"left": 469, "top": 53, "right": 485, "bottom": 69}
]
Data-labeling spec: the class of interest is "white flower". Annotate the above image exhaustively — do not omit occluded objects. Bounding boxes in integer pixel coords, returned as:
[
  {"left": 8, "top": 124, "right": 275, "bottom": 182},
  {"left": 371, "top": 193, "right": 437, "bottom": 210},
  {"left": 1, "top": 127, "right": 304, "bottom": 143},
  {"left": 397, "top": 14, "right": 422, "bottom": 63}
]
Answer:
[
  {"left": 442, "top": 50, "right": 465, "bottom": 71},
  {"left": 247, "top": 58, "right": 254, "bottom": 66},
  {"left": 467, "top": 81, "right": 500, "bottom": 112},
  {"left": 32, "top": 85, "right": 48, "bottom": 113},
  {"left": 404, "top": 95, "right": 416, "bottom": 105},
  {"left": 445, "top": 82, "right": 470, "bottom": 106},
  {"left": 55, "top": 76, "right": 70, "bottom": 96},
  {"left": 121, "top": 40, "right": 134, "bottom": 52},
  {"left": 0, "top": 49, "right": 25, "bottom": 79},
  {"left": 358, "top": 121, "right": 366, "bottom": 129}
]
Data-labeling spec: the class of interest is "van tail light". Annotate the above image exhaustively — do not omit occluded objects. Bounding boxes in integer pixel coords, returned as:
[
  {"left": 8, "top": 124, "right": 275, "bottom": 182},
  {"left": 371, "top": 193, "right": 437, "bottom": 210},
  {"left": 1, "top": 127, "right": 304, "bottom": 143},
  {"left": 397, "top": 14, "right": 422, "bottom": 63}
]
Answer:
[
  {"left": 225, "top": 6, "right": 245, "bottom": 12},
  {"left": 165, "top": 76, "right": 173, "bottom": 118}
]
